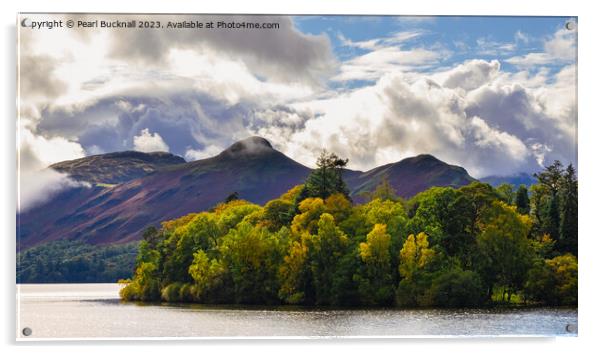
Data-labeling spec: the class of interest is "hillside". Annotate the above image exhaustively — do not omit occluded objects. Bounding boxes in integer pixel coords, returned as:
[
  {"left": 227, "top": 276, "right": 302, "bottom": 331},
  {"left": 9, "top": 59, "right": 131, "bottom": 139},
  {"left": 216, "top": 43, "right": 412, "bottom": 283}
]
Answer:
[
  {"left": 347, "top": 154, "right": 476, "bottom": 199},
  {"left": 480, "top": 172, "right": 537, "bottom": 188},
  {"left": 17, "top": 137, "right": 476, "bottom": 249},
  {"left": 50, "top": 151, "right": 186, "bottom": 184}
]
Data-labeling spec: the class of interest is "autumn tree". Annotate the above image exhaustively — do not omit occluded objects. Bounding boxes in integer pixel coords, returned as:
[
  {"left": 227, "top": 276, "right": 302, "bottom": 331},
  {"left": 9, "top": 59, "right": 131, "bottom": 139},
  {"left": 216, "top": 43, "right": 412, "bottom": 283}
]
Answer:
[
  {"left": 188, "top": 249, "right": 231, "bottom": 302},
  {"left": 278, "top": 236, "right": 311, "bottom": 304},
  {"left": 218, "top": 222, "right": 287, "bottom": 304},
  {"left": 121, "top": 155, "right": 577, "bottom": 308},
  {"left": 263, "top": 198, "right": 294, "bottom": 231},
  {"left": 308, "top": 213, "right": 349, "bottom": 305},
  {"left": 354, "top": 224, "right": 394, "bottom": 305},
  {"left": 524, "top": 253, "right": 577, "bottom": 305},
  {"left": 396, "top": 232, "right": 436, "bottom": 306}
]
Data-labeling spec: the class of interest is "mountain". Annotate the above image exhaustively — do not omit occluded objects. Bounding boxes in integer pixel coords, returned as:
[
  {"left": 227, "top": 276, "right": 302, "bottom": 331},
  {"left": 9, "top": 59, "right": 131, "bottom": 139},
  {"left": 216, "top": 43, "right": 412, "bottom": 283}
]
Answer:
[
  {"left": 50, "top": 150, "right": 186, "bottom": 185},
  {"left": 17, "top": 137, "right": 476, "bottom": 250},
  {"left": 480, "top": 172, "right": 537, "bottom": 188},
  {"left": 346, "top": 154, "right": 476, "bottom": 199},
  {"left": 17, "top": 137, "right": 311, "bottom": 249}
]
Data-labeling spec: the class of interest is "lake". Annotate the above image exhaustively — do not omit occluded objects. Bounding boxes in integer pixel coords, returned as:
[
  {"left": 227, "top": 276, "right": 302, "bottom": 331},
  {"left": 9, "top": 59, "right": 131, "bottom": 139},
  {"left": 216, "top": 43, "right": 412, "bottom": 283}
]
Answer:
[{"left": 16, "top": 283, "right": 577, "bottom": 339}]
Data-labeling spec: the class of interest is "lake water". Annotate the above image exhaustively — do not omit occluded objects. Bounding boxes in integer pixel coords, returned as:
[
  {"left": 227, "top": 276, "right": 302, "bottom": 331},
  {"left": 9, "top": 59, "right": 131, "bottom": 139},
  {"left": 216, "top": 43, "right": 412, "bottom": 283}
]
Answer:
[{"left": 16, "top": 283, "right": 577, "bottom": 339}]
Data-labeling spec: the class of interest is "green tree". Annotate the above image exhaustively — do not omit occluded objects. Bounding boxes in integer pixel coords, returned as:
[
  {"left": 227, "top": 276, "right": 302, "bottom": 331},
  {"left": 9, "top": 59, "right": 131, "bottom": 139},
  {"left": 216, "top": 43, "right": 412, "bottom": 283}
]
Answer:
[
  {"left": 308, "top": 213, "right": 349, "bottom": 305},
  {"left": 407, "top": 187, "right": 477, "bottom": 265},
  {"left": 396, "top": 232, "right": 436, "bottom": 306},
  {"left": 120, "top": 261, "right": 160, "bottom": 301},
  {"left": 224, "top": 191, "right": 240, "bottom": 203},
  {"left": 291, "top": 197, "right": 326, "bottom": 235},
  {"left": 300, "top": 150, "right": 350, "bottom": 200},
  {"left": 278, "top": 237, "right": 311, "bottom": 304},
  {"left": 354, "top": 224, "right": 394, "bottom": 305},
  {"left": 324, "top": 193, "right": 353, "bottom": 223},
  {"left": 366, "top": 177, "right": 400, "bottom": 202},
  {"left": 534, "top": 160, "right": 564, "bottom": 241},
  {"left": 263, "top": 199, "right": 294, "bottom": 231},
  {"left": 559, "top": 164, "right": 578, "bottom": 255},
  {"left": 524, "top": 253, "right": 577, "bottom": 305},
  {"left": 188, "top": 249, "right": 231, "bottom": 303},
  {"left": 422, "top": 268, "right": 486, "bottom": 308},
  {"left": 141, "top": 226, "right": 162, "bottom": 249},
  {"left": 496, "top": 183, "right": 515, "bottom": 205},
  {"left": 514, "top": 184, "right": 530, "bottom": 215},
  {"left": 476, "top": 201, "right": 533, "bottom": 302},
  {"left": 219, "top": 222, "right": 285, "bottom": 304}
]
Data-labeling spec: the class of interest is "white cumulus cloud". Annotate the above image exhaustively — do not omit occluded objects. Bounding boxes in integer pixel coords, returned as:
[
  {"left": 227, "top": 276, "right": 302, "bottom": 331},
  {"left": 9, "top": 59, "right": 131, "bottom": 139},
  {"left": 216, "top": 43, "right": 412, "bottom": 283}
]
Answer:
[
  {"left": 506, "top": 28, "right": 576, "bottom": 67},
  {"left": 133, "top": 128, "right": 170, "bottom": 153},
  {"left": 184, "top": 145, "right": 223, "bottom": 161}
]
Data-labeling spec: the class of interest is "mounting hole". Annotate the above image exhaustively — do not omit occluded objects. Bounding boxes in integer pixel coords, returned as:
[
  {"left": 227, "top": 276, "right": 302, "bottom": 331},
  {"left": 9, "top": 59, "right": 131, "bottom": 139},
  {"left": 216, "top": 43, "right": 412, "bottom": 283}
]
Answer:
[
  {"left": 565, "top": 21, "right": 576, "bottom": 31},
  {"left": 22, "top": 327, "right": 32, "bottom": 336},
  {"left": 565, "top": 323, "right": 577, "bottom": 333}
]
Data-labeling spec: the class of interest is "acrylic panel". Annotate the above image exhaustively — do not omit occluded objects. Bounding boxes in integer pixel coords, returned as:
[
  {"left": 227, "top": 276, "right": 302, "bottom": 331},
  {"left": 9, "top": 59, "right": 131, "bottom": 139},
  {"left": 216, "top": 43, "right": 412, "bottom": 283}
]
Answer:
[{"left": 16, "top": 13, "right": 578, "bottom": 340}]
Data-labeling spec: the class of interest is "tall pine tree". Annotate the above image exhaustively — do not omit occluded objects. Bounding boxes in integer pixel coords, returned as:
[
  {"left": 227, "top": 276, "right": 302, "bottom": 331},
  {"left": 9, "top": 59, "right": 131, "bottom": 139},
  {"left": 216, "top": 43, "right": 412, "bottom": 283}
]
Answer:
[
  {"left": 559, "top": 164, "right": 578, "bottom": 255},
  {"left": 299, "top": 150, "right": 350, "bottom": 200},
  {"left": 534, "top": 160, "right": 564, "bottom": 242},
  {"left": 515, "top": 184, "right": 530, "bottom": 215}
]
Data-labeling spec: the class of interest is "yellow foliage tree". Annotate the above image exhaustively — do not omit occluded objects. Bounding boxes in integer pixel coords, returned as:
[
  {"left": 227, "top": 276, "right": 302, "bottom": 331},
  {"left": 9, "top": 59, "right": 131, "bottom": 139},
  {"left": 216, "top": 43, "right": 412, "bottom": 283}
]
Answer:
[{"left": 399, "top": 232, "right": 435, "bottom": 281}]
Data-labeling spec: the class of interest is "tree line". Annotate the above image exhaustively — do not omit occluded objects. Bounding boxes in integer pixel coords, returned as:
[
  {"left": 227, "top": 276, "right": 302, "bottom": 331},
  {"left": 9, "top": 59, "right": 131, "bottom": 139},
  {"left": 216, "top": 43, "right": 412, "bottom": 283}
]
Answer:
[
  {"left": 120, "top": 151, "right": 577, "bottom": 307},
  {"left": 18, "top": 240, "right": 138, "bottom": 283}
]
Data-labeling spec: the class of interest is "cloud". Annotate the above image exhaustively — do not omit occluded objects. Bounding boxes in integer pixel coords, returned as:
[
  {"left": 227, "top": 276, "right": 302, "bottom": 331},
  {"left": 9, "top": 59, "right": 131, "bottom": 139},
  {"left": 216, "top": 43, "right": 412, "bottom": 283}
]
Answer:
[
  {"left": 333, "top": 47, "right": 441, "bottom": 82},
  {"left": 333, "top": 30, "right": 443, "bottom": 82},
  {"left": 475, "top": 37, "right": 517, "bottom": 56},
  {"left": 506, "top": 28, "right": 576, "bottom": 67},
  {"left": 514, "top": 30, "right": 530, "bottom": 44},
  {"left": 184, "top": 145, "right": 223, "bottom": 161},
  {"left": 439, "top": 59, "right": 501, "bottom": 91},
  {"left": 106, "top": 14, "right": 335, "bottom": 86},
  {"left": 18, "top": 122, "right": 85, "bottom": 169},
  {"left": 18, "top": 169, "right": 89, "bottom": 212},
  {"left": 19, "top": 54, "right": 68, "bottom": 100},
  {"left": 338, "top": 30, "right": 423, "bottom": 50},
  {"left": 17, "top": 123, "right": 89, "bottom": 212},
  {"left": 133, "top": 128, "right": 170, "bottom": 153},
  {"left": 17, "top": 15, "right": 577, "bottom": 184},
  {"left": 250, "top": 59, "right": 575, "bottom": 177}
]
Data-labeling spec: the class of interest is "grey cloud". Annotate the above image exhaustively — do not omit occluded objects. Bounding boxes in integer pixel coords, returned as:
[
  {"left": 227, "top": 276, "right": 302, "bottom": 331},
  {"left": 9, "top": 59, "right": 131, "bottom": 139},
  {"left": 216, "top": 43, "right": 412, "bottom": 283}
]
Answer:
[
  {"left": 251, "top": 69, "right": 569, "bottom": 177},
  {"left": 18, "top": 136, "right": 89, "bottom": 212},
  {"left": 465, "top": 83, "right": 576, "bottom": 169},
  {"left": 442, "top": 60, "right": 501, "bottom": 91},
  {"left": 104, "top": 14, "right": 335, "bottom": 85},
  {"left": 19, "top": 54, "right": 67, "bottom": 99},
  {"left": 36, "top": 91, "right": 261, "bottom": 159}
]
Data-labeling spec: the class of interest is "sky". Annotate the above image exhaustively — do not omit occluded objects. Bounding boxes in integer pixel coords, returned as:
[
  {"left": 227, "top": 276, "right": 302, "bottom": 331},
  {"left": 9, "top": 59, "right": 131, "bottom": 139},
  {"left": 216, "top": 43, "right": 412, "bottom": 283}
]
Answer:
[{"left": 17, "top": 14, "right": 577, "bottom": 208}]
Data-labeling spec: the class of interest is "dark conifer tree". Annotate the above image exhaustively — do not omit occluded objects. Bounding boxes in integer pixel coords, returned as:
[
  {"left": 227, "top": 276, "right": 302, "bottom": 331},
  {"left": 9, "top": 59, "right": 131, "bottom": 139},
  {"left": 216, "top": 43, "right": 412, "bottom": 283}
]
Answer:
[
  {"left": 559, "top": 164, "right": 578, "bottom": 255},
  {"left": 515, "top": 184, "right": 530, "bottom": 215}
]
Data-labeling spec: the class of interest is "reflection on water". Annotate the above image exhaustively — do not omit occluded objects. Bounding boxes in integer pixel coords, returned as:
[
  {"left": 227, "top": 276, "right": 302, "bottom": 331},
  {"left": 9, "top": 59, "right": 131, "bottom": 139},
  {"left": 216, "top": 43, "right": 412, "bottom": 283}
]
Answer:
[{"left": 17, "top": 283, "right": 577, "bottom": 339}]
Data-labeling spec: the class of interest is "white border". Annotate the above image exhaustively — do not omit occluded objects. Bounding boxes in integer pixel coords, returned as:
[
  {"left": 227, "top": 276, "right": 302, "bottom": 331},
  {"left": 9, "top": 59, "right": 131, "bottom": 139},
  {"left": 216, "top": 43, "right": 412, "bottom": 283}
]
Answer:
[{"left": 3, "top": 0, "right": 601, "bottom": 353}]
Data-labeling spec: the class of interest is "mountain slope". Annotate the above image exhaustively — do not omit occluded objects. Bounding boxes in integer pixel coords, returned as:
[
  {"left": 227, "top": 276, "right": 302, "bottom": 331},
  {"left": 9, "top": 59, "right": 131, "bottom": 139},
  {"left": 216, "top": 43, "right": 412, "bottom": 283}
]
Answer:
[
  {"left": 480, "top": 172, "right": 537, "bottom": 188},
  {"left": 346, "top": 154, "right": 476, "bottom": 199},
  {"left": 50, "top": 151, "right": 186, "bottom": 184},
  {"left": 18, "top": 137, "right": 311, "bottom": 249},
  {"left": 18, "top": 137, "right": 477, "bottom": 250}
]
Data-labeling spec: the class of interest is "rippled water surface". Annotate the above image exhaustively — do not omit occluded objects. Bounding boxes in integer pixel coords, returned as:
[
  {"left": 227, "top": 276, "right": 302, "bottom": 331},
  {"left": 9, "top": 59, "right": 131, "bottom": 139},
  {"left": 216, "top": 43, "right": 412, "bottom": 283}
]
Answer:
[{"left": 17, "top": 283, "right": 577, "bottom": 339}]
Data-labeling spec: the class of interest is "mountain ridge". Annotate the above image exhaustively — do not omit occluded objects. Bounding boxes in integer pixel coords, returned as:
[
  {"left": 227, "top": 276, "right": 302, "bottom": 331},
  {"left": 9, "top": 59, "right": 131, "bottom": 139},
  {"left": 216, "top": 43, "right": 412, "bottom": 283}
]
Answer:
[
  {"left": 19, "top": 136, "right": 477, "bottom": 250},
  {"left": 50, "top": 150, "right": 186, "bottom": 184}
]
